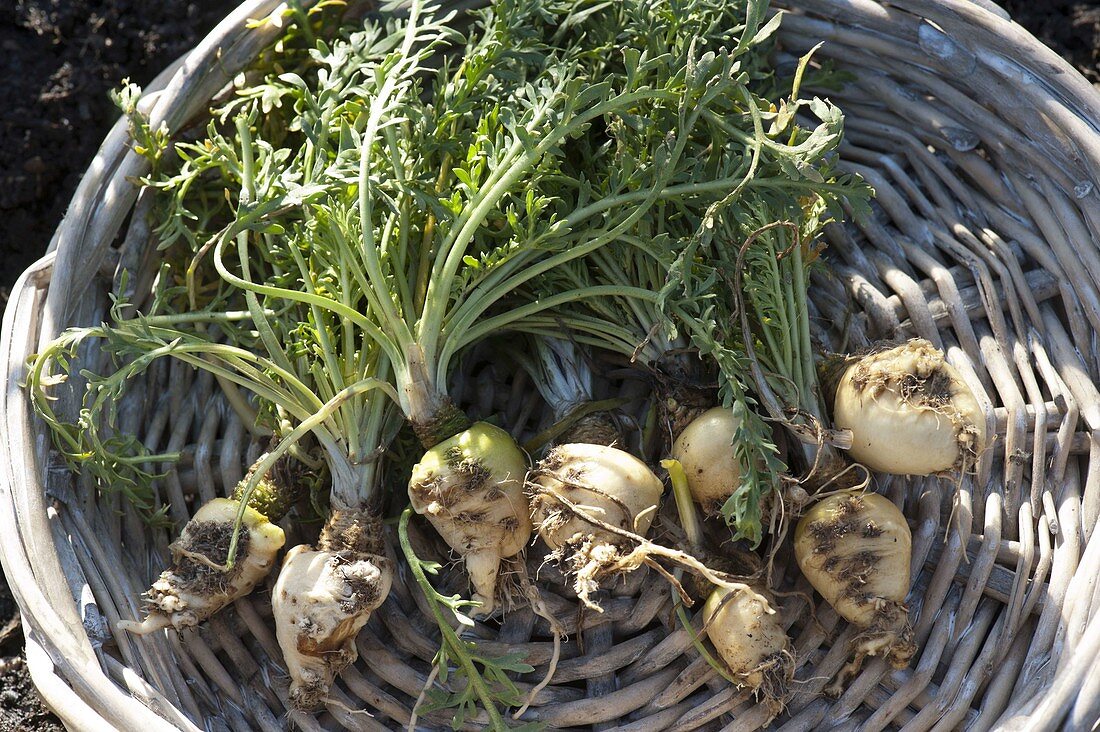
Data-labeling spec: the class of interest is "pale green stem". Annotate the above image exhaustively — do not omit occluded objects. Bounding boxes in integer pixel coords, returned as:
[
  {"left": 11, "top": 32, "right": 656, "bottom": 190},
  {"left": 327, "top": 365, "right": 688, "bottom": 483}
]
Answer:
[
  {"left": 137, "top": 310, "right": 273, "bottom": 325},
  {"left": 227, "top": 376, "right": 400, "bottom": 565},
  {"left": 780, "top": 248, "right": 800, "bottom": 389},
  {"left": 663, "top": 458, "right": 704, "bottom": 549},
  {"left": 213, "top": 233, "right": 401, "bottom": 368},
  {"left": 791, "top": 242, "right": 821, "bottom": 420},
  {"left": 440, "top": 285, "right": 658, "bottom": 378},
  {"left": 420, "top": 87, "right": 677, "bottom": 367}
]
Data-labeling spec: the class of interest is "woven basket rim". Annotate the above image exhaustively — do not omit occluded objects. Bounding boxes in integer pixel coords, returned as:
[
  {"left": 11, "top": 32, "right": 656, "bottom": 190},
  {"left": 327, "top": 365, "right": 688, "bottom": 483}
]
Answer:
[{"left": 4, "top": 0, "right": 1100, "bottom": 729}]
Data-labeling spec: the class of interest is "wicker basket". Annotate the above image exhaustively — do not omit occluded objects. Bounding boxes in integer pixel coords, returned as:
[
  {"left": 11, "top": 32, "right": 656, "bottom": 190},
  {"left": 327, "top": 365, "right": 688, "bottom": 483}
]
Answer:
[{"left": 4, "top": 0, "right": 1100, "bottom": 729}]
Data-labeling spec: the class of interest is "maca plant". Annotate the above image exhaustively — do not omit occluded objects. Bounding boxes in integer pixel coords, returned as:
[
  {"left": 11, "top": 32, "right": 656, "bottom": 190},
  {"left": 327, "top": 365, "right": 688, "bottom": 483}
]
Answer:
[{"left": 28, "top": 0, "right": 881, "bottom": 724}]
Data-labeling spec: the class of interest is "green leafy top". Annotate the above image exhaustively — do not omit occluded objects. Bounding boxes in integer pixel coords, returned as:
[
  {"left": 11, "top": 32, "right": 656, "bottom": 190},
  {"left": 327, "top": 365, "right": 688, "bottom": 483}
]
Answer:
[
  {"left": 484, "top": 0, "right": 872, "bottom": 545},
  {"left": 661, "top": 49, "right": 871, "bottom": 539},
  {"left": 150, "top": 0, "right": 732, "bottom": 439}
]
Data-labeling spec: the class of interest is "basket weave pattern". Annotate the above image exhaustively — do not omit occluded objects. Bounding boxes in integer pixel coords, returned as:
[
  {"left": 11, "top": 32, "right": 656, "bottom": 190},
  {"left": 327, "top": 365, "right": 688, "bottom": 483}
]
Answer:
[{"left": 3, "top": 0, "right": 1100, "bottom": 729}]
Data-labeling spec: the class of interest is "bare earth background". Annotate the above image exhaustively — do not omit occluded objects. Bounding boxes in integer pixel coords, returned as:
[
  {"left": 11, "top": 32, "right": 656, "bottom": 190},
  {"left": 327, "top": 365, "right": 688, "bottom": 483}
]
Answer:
[{"left": 0, "top": 0, "right": 1097, "bottom": 729}]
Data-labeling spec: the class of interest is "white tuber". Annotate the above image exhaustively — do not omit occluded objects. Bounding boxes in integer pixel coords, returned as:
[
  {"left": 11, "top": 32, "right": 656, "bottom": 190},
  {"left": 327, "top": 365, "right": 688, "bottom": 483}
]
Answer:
[
  {"left": 272, "top": 509, "right": 393, "bottom": 710},
  {"left": 794, "top": 491, "right": 915, "bottom": 693},
  {"left": 117, "top": 498, "right": 285, "bottom": 635},
  {"left": 703, "top": 586, "right": 793, "bottom": 709},
  {"left": 831, "top": 340, "right": 986, "bottom": 475},
  {"left": 672, "top": 406, "right": 743, "bottom": 513},
  {"left": 408, "top": 422, "right": 532, "bottom": 616},
  {"left": 529, "top": 442, "right": 664, "bottom": 608}
]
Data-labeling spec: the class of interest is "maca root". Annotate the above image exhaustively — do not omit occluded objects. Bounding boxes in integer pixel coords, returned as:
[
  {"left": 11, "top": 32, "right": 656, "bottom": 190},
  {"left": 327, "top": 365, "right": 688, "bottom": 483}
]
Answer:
[
  {"left": 117, "top": 498, "right": 285, "bottom": 635},
  {"left": 118, "top": 455, "right": 307, "bottom": 636},
  {"left": 832, "top": 339, "right": 987, "bottom": 475},
  {"left": 850, "top": 350, "right": 965, "bottom": 438},
  {"left": 272, "top": 509, "right": 393, "bottom": 711},
  {"left": 702, "top": 583, "right": 795, "bottom": 715},
  {"left": 408, "top": 422, "right": 532, "bottom": 617},
  {"left": 794, "top": 492, "right": 916, "bottom": 695}
]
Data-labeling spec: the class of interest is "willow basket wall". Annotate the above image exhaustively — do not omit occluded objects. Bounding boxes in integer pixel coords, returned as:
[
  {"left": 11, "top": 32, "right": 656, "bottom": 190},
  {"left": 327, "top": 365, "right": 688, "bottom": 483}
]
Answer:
[{"left": 3, "top": 0, "right": 1100, "bottom": 730}]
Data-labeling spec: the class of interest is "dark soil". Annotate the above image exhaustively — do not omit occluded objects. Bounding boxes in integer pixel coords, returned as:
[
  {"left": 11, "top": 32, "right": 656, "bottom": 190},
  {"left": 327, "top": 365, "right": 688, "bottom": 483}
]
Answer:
[
  {"left": 0, "top": 568, "right": 59, "bottom": 732},
  {"left": 0, "top": 0, "right": 225, "bottom": 300},
  {"left": 0, "top": 0, "right": 1096, "bottom": 729},
  {"left": 0, "top": 666, "right": 62, "bottom": 732},
  {"left": 1002, "top": 0, "right": 1100, "bottom": 85}
]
